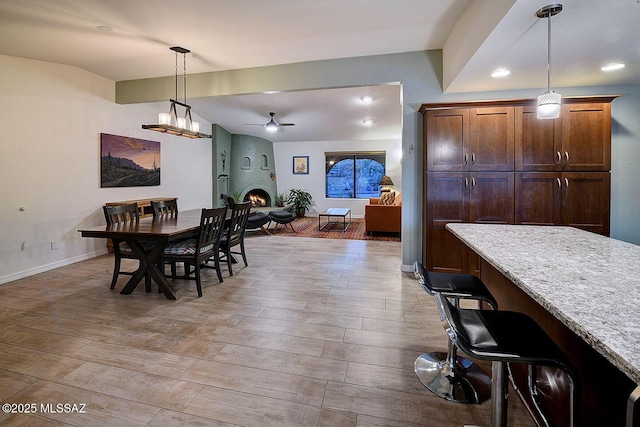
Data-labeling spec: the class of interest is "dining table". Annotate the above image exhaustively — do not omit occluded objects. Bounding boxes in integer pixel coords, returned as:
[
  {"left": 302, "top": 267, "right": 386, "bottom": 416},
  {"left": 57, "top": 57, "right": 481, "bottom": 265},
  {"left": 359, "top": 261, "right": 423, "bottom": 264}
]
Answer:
[{"left": 78, "top": 208, "right": 204, "bottom": 300}]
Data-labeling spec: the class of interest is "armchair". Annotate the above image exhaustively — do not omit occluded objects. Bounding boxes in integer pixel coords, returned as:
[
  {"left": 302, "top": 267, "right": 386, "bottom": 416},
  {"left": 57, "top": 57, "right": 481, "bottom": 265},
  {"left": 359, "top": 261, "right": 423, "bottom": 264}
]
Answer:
[{"left": 365, "top": 193, "right": 402, "bottom": 235}]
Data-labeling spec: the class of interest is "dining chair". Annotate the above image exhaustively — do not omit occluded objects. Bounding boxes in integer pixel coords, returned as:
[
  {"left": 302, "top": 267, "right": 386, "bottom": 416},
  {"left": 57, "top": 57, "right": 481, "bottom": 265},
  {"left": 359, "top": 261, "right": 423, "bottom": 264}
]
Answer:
[
  {"left": 103, "top": 203, "right": 152, "bottom": 291},
  {"left": 219, "top": 200, "right": 252, "bottom": 276},
  {"left": 161, "top": 207, "right": 227, "bottom": 297},
  {"left": 151, "top": 198, "right": 181, "bottom": 278},
  {"left": 151, "top": 198, "right": 178, "bottom": 217}
]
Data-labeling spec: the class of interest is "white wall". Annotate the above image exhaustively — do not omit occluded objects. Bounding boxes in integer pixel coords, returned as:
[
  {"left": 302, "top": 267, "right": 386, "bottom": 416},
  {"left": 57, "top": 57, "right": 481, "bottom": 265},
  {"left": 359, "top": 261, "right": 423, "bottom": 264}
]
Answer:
[
  {"left": 0, "top": 55, "right": 213, "bottom": 284},
  {"left": 273, "top": 139, "right": 402, "bottom": 217}
]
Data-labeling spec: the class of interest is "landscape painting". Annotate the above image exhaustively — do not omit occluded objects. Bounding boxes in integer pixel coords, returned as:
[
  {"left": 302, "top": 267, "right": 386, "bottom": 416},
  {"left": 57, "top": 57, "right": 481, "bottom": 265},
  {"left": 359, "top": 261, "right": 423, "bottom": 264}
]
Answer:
[{"left": 100, "top": 133, "right": 160, "bottom": 187}]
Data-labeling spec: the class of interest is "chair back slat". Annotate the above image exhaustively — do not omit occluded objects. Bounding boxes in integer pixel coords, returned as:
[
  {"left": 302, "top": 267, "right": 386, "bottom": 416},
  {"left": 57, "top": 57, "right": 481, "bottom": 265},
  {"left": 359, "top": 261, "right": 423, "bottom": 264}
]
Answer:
[
  {"left": 225, "top": 201, "right": 251, "bottom": 246},
  {"left": 103, "top": 203, "right": 139, "bottom": 225},
  {"left": 151, "top": 198, "right": 178, "bottom": 217},
  {"left": 198, "top": 207, "right": 227, "bottom": 253}
]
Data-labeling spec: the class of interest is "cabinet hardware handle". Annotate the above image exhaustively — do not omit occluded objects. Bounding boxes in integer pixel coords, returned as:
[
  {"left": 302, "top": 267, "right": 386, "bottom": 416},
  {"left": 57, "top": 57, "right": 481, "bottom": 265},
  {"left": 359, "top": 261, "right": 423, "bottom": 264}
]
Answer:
[
  {"left": 556, "top": 151, "right": 562, "bottom": 164},
  {"left": 556, "top": 177, "right": 562, "bottom": 188},
  {"left": 564, "top": 151, "right": 569, "bottom": 165},
  {"left": 471, "top": 153, "right": 475, "bottom": 164},
  {"left": 565, "top": 177, "right": 569, "bottom": 188},
  {"left": 471, "top": 177, "right": 476, "bottom": 187},
  {"left": 464, "top": 153, "right": 468, "bottom": 164},
  {"left": 465, "top": 177, "right": 468, "bottom": 187}
]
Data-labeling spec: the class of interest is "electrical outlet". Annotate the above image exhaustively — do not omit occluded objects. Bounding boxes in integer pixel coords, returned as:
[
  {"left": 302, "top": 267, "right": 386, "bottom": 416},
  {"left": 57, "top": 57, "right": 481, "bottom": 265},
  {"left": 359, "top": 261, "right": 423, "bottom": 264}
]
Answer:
[{"left": 51, "top": 241, "right": 58, "bottom": 250}]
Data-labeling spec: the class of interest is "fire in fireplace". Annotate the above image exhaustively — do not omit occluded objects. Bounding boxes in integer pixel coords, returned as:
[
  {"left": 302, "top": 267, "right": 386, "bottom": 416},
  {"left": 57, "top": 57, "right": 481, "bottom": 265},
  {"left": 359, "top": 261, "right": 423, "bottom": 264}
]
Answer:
[{"left": 244, "top": 189, "right": 271, "bottom": 207}]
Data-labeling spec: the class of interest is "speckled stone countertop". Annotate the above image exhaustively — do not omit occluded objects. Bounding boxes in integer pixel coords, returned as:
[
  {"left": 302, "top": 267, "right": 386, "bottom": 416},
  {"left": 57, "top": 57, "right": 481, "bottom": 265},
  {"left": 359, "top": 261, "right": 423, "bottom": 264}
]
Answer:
[{"left": 446, "top": 223, "right": 640, "bottom": 385}]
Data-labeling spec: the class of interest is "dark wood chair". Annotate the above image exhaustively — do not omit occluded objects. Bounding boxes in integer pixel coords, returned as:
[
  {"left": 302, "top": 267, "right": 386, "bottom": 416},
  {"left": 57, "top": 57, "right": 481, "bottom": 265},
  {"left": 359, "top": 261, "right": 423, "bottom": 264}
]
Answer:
[
  {"left": 160, "top": 207, "right": 227, "bottom": 297},
  {"left": 102, "top": 203, "right": 152, "bottom": 291},
  {"left": 150, "top": 198, "right": 178, "bottom": 216},
  {"left": 219, "top": 200, "right": 251, "bottom": 276},
  {"left": 151, "top": 198, "right": 181, "bottom": 278}
]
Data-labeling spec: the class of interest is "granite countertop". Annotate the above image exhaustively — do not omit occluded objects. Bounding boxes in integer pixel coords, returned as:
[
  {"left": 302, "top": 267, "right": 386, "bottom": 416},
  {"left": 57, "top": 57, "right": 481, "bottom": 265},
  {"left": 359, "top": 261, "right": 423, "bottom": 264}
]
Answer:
[{"left": 446, "top": 223, "right": 640, "bottom": 385}]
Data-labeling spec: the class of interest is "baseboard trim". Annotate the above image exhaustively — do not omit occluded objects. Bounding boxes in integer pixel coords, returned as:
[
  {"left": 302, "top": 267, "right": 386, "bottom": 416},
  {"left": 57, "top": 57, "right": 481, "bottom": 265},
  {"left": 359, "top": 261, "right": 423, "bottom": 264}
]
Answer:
[
  {"left": 0, "top": 249, "right": 109, "bottom": 285},
  {"left": 400, "top": 264, "right": 414, "bottom": 273}
]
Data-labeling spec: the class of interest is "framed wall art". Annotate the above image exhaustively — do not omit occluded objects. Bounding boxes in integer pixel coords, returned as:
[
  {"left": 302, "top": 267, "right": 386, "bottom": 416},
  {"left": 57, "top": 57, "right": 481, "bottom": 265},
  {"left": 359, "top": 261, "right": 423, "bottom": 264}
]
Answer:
[
  {"left": 100, "top": 133, "right": 160, "bottom": 187},
  {"left": 293, "top": 155, "right": 309, "bottom": 175}
]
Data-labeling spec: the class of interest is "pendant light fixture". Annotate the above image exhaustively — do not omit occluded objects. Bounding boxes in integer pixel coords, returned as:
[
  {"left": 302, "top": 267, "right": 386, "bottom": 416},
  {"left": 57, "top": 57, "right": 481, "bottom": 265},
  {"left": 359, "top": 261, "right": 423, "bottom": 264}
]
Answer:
[
  {"left": 536, "top": 4, "right": 563, "bottom": 120},
  {"left": 142, "top": 46, "right": 211, "bottom": 139}
]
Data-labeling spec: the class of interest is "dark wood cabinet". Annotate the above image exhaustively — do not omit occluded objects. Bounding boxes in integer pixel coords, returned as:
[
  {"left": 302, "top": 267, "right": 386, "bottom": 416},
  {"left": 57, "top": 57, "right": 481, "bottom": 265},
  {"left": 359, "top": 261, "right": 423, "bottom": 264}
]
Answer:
[
  {"left": 515, "top": 101, "right": 612, "bottom": 171},
  {"left": 469, "top": 107, "right": 515, "bottom": 171},
  {"left": 515, "top": 173, "right": 611, "bottom": 235},
  {"left": 426, "top": 107, "right": 514, "bottom": 172},
  {"left": 425, "top": 109, "right": 469, "bottom": 171},
  {"left": 421, "top": 96, "right": 616, "bottom": 273},
  {"left": 426, "top": 172, "right": 469, "bottom": 273},
  {"left": 426, "top": 172, "right": 513, "bottom": 273},
  {"left": 515, "top": 106, "right": 562, "bottom": 171},
  {"left": 561, "top": 103, "right": 611, "bottom": 171}
]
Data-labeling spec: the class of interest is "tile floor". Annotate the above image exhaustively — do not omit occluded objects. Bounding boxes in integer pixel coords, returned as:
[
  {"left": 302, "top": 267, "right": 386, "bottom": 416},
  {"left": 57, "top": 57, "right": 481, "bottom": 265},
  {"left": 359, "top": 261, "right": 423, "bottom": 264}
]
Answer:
[{"left": 0, "top": 235, "right": 535, "bottom": 426}]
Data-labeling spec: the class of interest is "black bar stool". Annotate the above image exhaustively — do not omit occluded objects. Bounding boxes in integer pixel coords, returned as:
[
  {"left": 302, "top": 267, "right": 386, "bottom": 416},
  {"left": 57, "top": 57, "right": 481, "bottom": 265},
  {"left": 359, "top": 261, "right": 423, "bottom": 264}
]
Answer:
[
  {"left": 434, "top": 292, "right": 578, "bottom": 427},
  {"left": 413, "top": 261, "right": 497, "bottom": 404}
]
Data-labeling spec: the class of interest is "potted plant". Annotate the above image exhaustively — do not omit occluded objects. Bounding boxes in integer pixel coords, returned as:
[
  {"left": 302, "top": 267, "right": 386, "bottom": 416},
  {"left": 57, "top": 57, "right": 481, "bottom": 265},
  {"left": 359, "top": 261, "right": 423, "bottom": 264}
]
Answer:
[
  {"left": 275, "top": 192, "right": 286, "bottom": 207},
  {"left": 286, "top": 189, "right": 313, "bottom": 217}
]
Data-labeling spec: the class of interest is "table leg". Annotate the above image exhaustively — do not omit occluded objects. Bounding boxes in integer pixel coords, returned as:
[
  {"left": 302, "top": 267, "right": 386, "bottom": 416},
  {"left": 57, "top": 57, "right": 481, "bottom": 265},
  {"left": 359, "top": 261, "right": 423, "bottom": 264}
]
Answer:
[{"left": 120, "top": 240, "right": 179, "bottom": 300}]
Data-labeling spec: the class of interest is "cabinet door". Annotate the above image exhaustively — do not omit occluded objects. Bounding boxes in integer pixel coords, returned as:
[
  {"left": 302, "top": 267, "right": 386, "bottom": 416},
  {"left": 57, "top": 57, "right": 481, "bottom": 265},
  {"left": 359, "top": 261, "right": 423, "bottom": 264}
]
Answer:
[
  {"left": 469, "top": 172, "right": 514, "bottom": 224},
  {"left": 562, "top": 172, "right": 611, "bottom": 235},
  {"left": 515, "top": 106, "right": 562, "bottom": 171},
  {"left": 470, "top": 107, "right": 515, "bottom": 171},
  {"left": 515, "top": 172, "right": 562, "bottom": 226},
  {"left": 561, "top": 103, "right": 611, "bottom": 171},
  {"left": 426, "top": 109, "right": 469, "bottom": 171},
  {"left": 426, "top": 172, "right": 470, "bottom": 273}
]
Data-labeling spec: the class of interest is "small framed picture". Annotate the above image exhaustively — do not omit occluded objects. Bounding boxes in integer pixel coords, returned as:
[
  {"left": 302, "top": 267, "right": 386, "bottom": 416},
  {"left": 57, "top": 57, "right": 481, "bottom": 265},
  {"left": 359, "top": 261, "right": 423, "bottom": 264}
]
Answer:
[{"left": 293, "top": 156, "right": 309, "bottom": 174}]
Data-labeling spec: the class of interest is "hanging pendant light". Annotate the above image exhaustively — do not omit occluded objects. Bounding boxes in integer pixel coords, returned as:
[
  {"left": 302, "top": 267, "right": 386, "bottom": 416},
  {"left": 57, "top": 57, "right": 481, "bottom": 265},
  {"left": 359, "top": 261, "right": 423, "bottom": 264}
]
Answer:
[
  {"left": 142, "top": 46, "right": 211, "bottom": 139},
  {"left": 536, "top": 4, "right": 563, "bottom": 120}
]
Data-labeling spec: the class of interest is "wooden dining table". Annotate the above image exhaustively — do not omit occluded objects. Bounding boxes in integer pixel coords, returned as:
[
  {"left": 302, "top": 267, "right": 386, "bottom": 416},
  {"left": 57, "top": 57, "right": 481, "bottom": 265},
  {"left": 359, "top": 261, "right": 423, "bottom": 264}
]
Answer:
[{"left": 79, "top": 209, "right": 204, "bottom": 300}]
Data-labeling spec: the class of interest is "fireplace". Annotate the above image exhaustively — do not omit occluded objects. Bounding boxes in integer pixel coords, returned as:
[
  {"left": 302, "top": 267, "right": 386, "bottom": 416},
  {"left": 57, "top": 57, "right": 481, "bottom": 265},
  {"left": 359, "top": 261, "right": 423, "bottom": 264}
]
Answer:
[{"left": 244, "top": 188, "right": 271, "bottom": 207}]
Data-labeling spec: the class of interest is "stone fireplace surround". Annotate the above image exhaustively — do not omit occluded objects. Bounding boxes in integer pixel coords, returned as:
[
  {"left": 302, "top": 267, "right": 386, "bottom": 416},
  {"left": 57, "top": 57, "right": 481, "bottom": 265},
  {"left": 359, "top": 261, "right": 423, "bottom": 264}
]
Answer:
[{"left": 217, "top": 133, "right": 278, "bottom": 208}]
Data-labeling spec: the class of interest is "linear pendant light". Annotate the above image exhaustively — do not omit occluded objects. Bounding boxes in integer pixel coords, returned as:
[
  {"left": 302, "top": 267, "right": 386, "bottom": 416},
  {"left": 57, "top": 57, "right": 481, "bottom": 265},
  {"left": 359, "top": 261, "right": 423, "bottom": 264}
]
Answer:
[
  {"left": 536, "top": 4, "right": 563, "bottom": 120},
  {"left": 142, "top": 46, "right": 211, "bottom": 139}
]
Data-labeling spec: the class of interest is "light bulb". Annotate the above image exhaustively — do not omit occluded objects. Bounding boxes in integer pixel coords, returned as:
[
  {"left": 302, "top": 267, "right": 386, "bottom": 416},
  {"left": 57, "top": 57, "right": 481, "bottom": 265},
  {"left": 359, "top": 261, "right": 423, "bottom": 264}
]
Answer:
[
  {"left": 159, "top": 113, "right": 171, "bottom": 125},
  {"left": 265, "top": 122, "right": 278, "bottom": 133}
]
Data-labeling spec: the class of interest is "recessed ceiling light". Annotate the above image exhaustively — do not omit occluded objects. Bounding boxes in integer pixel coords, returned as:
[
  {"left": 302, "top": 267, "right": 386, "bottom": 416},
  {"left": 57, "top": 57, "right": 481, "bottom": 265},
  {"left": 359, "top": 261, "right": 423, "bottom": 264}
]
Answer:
[
  {"left": 601, "top": 63, "right": 625, "bottom": 72},
  {"left": 360, "top": 96, "right": 373, "bottom": 104},
  {"left": 362, "top": 119, "right": 373, "bottom": 126},
  {"left": 491, "top": 68, "right": 511, "bottom": 78},
  {"left": 96, "top": 25, "right": 113, "bottom": 32}
]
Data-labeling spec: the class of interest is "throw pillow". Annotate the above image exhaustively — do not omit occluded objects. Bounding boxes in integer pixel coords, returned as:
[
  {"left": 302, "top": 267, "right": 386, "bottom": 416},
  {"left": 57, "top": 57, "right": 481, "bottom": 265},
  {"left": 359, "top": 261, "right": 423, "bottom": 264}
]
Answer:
[{"left": 379, "top": 192, "right": 395, "bottom": 205}]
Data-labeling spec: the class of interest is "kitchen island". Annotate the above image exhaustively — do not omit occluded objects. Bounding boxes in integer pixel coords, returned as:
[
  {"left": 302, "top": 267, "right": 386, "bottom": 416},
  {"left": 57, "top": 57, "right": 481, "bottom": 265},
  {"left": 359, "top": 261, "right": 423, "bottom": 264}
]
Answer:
[{"left": 446, "top": 223, "right": 640, "bottom": 427}]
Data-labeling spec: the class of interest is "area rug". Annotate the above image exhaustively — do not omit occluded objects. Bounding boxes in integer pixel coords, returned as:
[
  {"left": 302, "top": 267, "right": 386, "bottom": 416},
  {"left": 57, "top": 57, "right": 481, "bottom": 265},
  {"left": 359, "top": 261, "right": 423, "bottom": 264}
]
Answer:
[{"left": 251, "top": 216, "right": 400, "bottom": 242}]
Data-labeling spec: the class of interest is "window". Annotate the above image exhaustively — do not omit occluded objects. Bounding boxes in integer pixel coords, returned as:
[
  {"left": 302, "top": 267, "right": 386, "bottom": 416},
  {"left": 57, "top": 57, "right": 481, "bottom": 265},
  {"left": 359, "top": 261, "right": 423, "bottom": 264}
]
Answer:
[{"left": 325, "top": 152, "right": 386, "bottom": 199}]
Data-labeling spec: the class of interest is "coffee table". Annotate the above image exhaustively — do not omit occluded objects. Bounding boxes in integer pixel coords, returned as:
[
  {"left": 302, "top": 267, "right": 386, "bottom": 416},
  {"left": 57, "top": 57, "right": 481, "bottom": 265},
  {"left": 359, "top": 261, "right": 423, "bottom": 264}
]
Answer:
[{"left": 318, "top": 208, "right": 351, "bottom": 232}]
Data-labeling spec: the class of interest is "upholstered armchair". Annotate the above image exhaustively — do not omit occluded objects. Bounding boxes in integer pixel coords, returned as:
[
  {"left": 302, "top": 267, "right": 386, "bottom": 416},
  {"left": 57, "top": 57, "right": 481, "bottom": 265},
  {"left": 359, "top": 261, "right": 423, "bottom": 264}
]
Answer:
[{"left": 364, "top": 192, "right": 402, "bottom": 235}]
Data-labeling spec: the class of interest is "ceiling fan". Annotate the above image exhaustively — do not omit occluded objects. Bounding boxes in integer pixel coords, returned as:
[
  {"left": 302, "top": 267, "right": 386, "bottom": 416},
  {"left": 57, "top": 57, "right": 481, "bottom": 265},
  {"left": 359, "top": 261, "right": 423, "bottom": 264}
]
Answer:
[{"left": 245, "top": 112, "right": 295, "bottom": 133}]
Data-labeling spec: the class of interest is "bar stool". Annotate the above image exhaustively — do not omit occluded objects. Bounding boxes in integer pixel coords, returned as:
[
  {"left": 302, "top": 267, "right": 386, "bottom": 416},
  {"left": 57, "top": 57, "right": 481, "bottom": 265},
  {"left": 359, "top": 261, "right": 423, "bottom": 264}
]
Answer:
[
  {"left": 413, "top": 261, "right": 497, "bottom": 404},
  {"left": 434, "top": 292, "right": 578, "bottom": 427}
]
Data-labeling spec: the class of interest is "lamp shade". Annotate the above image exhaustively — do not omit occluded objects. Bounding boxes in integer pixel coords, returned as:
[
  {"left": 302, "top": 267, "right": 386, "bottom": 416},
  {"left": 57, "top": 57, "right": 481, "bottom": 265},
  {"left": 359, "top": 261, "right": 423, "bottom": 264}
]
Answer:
[
  {"left": 537, "top": 90, "right": 562, "bottom": 119},
  {"left": 379, "top": 176, "right": 394, "bottom": 186}
]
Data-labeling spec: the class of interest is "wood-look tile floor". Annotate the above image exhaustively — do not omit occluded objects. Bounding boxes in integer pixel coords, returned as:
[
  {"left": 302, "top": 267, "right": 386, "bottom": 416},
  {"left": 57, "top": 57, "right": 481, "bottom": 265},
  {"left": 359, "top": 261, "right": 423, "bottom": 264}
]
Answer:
[{"left": 0, "top": 235, "right": 536, "bottom": 426}]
